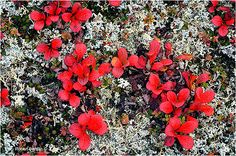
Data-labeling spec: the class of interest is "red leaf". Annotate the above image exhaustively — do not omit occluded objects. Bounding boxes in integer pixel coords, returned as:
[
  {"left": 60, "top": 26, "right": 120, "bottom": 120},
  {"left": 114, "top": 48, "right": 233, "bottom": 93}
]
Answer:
[
  {"left": 78, "top": 132, "right": 91, "bottom": 151},
  {"left": 211, "top": 15, "right": 223, "bottom": 27},
  {"left": 162, "top": 81, "right": 176, "bottom": 91},
  {"left": 225, "top": 18, "right": 235, "bottom": 26},
  {"left": 70, "top": 20, "right": 81, "bottom": 32},
  {"left": 159, "top": 101, "right": 173, "bottom": 114},
  {"left": 118, "top": 47, "right": 129, "bottom": 65},
  {"left": 30, "top": 11, "right": 44, "bottom": 21},
  {"left": 76, "top": 8, "right": 92, "bottom": 22},
  {"left": 177, "top": 88, "right": 190, "bottom": 103},
  {"left": 176, "top": 54, "right": 193, "bottom": 61},
  {"left": 169, "top": 117, "right": 181, "bottom": 130},
  {"left": 165, "top": 125, "right": 176, "bottom": 137},
  {"left": 211, "top": 0, "right": 218, "bottom": 7},
  {"left": 89, "top": 70, "right": 100, "bottom": 82},
  {"left": 112, "top": 67, "right": 124, "bottom": 78},
  {"left": 160, "top": 59, "right": 173, "bottom": 66},
  {"left": 69, "top": 123, "right": 84, "bottom": 138},
  {"left": 72, "top": 2, "right": 82, "bottom": 14},
  {"left": 69, "top": 94, "right": 80, "bottom": 107},
  {"left": 51, "top": 50, "right": 60, "bottom": 58},
  {"left": 57, "top": 71, "right": 73, "bottom": 82},
  {"left": 196, "top": 73, "right": 210, "bottom": 84},
  {"left": 34, "top": 20, "right": 45, "bottom": 31},
  {"left": 93, "top": 121, "right": 108, "bottom": 135},
  {"left": 176, "top": 121, "right": 198, "bottom": 134},
  {"left": 177, "top": 135, "right": 194, "bottom": 150},
  {"left": 199, "top": 104, "right": 214, "bottom": 116},
  {"left": 62, "top": 80, "right": 73, "bottom": 91},
  {"left": 128, "top": 55, "right": 138, "bottom": 67},
  {"left": 195, "top": 87, "right": 215, "bottom": 103},
  {"left": 151, "top": 62, "right": 164, "bottom": 71},
  {"left": 74, "top": 43, "right": 87, "bottom": 60},
  {"left": 73, "top": 82, "right": 87, "bottom": 92},
  {"left": 88, "top": 115, "right": 103, "bottom": 132},
  {"left": 51, "top": 38, "right": 62, "bottom": 49},
  {"left": 58, "top": 89, "right": 69, "bottom": 101},
  {"left": 164, "top": 136, "right": 175, "bottom": 147},
  {"left": 108, "top": 0, "right": 122, "bottom": 7},
  {"left": 62, "top": 13, "right": 72, "bottom": 22},
  {"left": 147, "top": 39, "right": 161, "bottom": 64},
  {"left": 98, "top": 63, "right": 111, "bottom": 76},
  {"left": 78, "top": 113, "right": 90, "bottom": 126},
  {"left": 208, "top": 6, "right": 215, "bottom": 13},
  {"left": 64, "top": 54, "right": 76, "bottom": 67},
  {"left": 82, "top": 55, "right": 96, "bottom": 68},
  {"left": 218, "top": 25, "right": 228, "bottom": 37},
  {"left": 135, "top": 56, "right": 146, "bottom": 69},
  {"left": 36, "top": 43, "right": 49, "bottom": 53}
]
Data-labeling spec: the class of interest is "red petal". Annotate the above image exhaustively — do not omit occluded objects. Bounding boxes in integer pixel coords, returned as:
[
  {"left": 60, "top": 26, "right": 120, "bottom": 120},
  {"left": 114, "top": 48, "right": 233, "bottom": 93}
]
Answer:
[
  {"left": 169, "top": 117, "right": 181, "bottom": 130},
  {"left": 108, "top": 0, "right": 121, "bottom": 7},
  {"left": 69, "top": 94, "right": 80, "bottom": 107},
  {"left": 69, "top": 123, "right": 84, "bottom": 138},
  {"left": 78, "top": 132, "right": 91, "bottom": 151},
  {"left": 176, "top": 54, "right": 193, "bottom": 61},
  {"left": 30, "top": 11, "right": 44, "bottom": 21},
  {"left": 164, "top": 136, "right": 175, "bottom": 147},
  {"left": 74, "top": 43, "right": 87, "bottom": 60},
  {"left": 196, "top": 73, "right": 210, "bottom": 84},
  {"left": 128, "top": 55, "right": 138, "bottom": 67},
  {"left": 93, "top": 121, "right": 108, "bottom": 135},
  {"left": 211, "top": 15, "right": 223, "bottom": 27},
  {"left": 62, "top": 13, "right": 72, "bottom": 22},
  {"left": 78, "top": 113, "right": 90, "bottom": 126},
  {"left": 112, "top": 67, "right": 124, "bottom": 78},
  {"left": 51, "top": 38, "right": 62, "bottom": 49},
  {"left": 159, "top": 101, "right": 173, "bottom": 114},
  {"left": 98, "top": 63, "right": 111, "bottom": 76},
  {"left": 76, "top": 8, "right": 92, "bottom": 22},
  {"left": 176, "top": 135, "right": 194, "bottom": 150},
  {"left": 58, "top": 89, "right": 69, "bottom": 101},
  {"left": 73, "top": 82, "right": 87, "bottom": 92},
  {"left": 70, "top": 20, "right": 81, "bottom": 32},
  {"left": 34, "top": 20, "right": 45, "bottom": 31},
  {"left": 64, "top": 54, "right": 76, "bottom": 66},
  {"left": 218, "top": 25, "right": 228, "bottom": 37},
  {"left": 176, "top": 121, "right": 198, "bottom": 134}
]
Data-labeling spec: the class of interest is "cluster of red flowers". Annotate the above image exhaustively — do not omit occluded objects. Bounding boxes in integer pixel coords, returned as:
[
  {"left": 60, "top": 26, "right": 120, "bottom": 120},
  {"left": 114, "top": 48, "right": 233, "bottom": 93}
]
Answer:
[
  {"left": 110, "top": 38, "right": 215, "bottom": 149},
  {"left": 0, "top": 88, "right": 11, "bottom": 107},
  {"left": 30, "top": 1, "right": 92, "bottom": 32},
  {"left": 209, "top": 0, "right": 235, "bottom": 37}
]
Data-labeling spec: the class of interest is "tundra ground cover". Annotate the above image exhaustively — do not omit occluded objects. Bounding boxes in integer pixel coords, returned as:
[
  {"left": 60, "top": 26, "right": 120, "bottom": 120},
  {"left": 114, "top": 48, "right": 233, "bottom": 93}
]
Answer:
[{"left": 0, "top": 0, "right": 235, "bottom": 155}]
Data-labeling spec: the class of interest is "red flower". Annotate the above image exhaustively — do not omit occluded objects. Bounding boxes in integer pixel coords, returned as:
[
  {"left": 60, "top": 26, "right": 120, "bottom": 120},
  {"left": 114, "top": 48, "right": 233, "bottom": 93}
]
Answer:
[
  {"left": 62, "top": 2, "right": 92, "bottom": 32},
  {"left": 147, "top": 38, "right": 161, "bottom": 64},
  {"left": 208, "top": 0, "right": 218, "bottom": 13},
  {"left": 182, "top": 71, "right": 210, "bottom": 90},
  {"left": 146, "top": 73, "right": 176, "bottom": 97},
  {"left": 159, "top": 88, "right": 190, "bottom": 114},
  {"left": 111, "top": 47, "right": 130, "bottom": 78},
  {"left": 108, "top": 0, "right": 122, "bottom": 7},
  {"left": 211, "top": 13, "right": 235, "bottom": 37},
  {"left": 69, "top": 110, "right": 108, "bottom": 151},
  {"left": 44, "top": 2, "right": 62, "bottom": 22},
  {"left": 0, "top": 88, "right": 11, "bottom": 107},
  {"left": 190, "top": 87, "right": 215, "bottom": 116},
  {"left": 36, "top": 38, "right": 62, "bottom": 60},
  {"left": 58, "top": 80, "right": 81, "bottom": 108},
  {"left": 30, "top": 10, "right": 52, "bottom": 31},
  {"left": 164, "top": 116, "right": 198, "bottom": 150}
]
